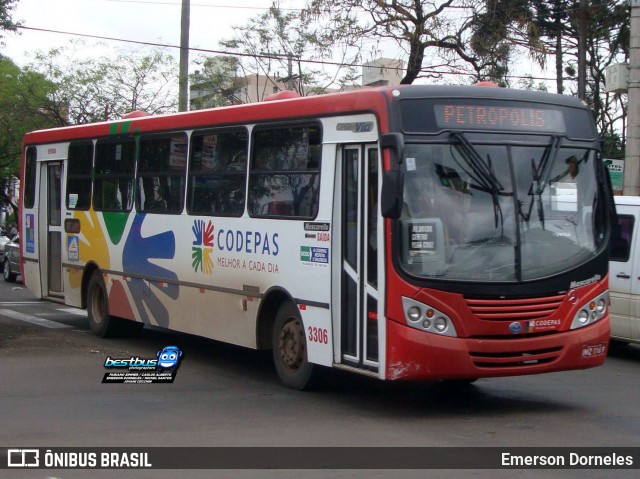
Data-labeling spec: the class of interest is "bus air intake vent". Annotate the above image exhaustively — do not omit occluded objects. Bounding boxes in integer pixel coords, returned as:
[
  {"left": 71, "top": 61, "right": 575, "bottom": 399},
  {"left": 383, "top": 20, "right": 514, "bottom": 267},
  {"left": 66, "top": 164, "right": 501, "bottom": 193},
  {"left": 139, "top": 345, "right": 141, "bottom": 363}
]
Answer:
[
  {"left": 465, "top": 295, "right": 564, "bottom": 322},
  {"left": 470, "top": 347, "right": 562, "bottom": 368}
]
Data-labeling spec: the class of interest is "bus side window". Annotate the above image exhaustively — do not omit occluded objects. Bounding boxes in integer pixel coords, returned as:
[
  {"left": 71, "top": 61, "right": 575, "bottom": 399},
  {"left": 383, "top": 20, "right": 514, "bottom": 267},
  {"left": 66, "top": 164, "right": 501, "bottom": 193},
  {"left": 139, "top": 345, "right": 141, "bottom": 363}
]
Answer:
[
  {"left": 93, "top": 140, "right": 136, "bottom": 212},
  {"left": 187, "top": 129, "right": 248, "bottom": 217},
  {"left": 249, "top": 124, "right": 322, "bottom": 219},
  {"left": 137, "top": 134, "right": 187, "bottom": 214},
  {"left": 66, "top": 142, "right": 94, "bottom": 211}
]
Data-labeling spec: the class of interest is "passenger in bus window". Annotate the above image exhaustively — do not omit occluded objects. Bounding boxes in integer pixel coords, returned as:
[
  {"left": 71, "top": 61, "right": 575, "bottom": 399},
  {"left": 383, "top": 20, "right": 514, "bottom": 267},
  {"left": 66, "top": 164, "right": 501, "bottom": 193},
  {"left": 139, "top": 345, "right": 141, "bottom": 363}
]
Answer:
[
  {"left": 227, "top": 151, "right": 246, "bottom": 171},
  {"left": 550, "top": 155, "right": 580, "bottom": 184}
]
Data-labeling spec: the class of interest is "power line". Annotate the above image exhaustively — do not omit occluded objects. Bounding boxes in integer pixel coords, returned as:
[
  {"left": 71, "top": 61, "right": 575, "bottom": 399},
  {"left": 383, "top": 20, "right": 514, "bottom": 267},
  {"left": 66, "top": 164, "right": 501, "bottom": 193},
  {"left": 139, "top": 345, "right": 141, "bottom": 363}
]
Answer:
[
  {"left": 17, "top": 25, "right": 392, "bottom": 69},
  {"left": 103, "top": 0, "right": 302, "bottom": 10},
  {"left": 17, "top": 25, "right": 564, "bottom": 83}
]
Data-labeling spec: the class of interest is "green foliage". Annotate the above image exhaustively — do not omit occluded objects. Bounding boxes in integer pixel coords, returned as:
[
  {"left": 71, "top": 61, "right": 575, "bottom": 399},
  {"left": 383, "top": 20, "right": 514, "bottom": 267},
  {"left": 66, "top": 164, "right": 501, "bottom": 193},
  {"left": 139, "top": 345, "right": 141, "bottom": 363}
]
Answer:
[
  {"left": 28, "top": 41, "right": 179, "bottom": 123},
  {"left": 601, "top": 130, "right": 624, "bottom": 159},
  {"left": 190, "top": 56, "right": 244, "bottom": 108},
  {"left": 222, "top": 2, "right": 360, "bottom": 97},
  {"left": 0, "top": 55, "right": 57, "bottom": 212},
  {"left": 0, "top": 0, "right": 19, "bottom": 44},
  {"left": 309, "top": 0, "right": 476, "bottom": 85}
]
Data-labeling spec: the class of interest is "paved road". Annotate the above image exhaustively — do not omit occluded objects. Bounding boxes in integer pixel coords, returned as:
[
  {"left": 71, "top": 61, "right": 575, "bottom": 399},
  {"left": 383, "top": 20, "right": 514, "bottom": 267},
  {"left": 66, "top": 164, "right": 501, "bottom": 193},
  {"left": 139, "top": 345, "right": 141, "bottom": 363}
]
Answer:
[{"left": 0, "top": 279, "right": 638, "bottom": 479}]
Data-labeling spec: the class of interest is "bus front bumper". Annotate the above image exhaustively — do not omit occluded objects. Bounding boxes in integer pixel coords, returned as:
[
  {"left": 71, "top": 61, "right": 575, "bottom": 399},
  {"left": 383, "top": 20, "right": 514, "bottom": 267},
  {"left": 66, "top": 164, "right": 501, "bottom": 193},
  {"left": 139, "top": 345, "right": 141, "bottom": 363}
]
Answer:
[{"left": 385, "top": 317, "right": 610, "bottom": 381}]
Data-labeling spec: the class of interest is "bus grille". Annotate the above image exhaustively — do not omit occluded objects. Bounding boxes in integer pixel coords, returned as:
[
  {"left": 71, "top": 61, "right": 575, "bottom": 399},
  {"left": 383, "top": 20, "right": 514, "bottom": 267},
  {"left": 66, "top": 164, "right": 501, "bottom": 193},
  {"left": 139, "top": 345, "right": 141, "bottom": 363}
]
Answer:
[
  {"left": 470, "top": 347, "right": 562, "bottom": 368},
  {"left": 465, "top": 295, "right": 564, "bottom": 322}
]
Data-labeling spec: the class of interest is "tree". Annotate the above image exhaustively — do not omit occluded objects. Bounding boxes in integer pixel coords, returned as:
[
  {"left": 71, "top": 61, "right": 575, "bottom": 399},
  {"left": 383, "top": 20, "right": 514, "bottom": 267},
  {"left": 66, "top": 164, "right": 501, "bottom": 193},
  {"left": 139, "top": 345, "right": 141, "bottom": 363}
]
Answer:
[
  {"left": 221, "top": 2, "right": 360, "bottom": 98},
  {"left": 0, "top": 0, "right": 19, "bottom": 45},
  {"left": 582, "top": 1, "right": 629, "bottom": 155},
  {"left": 468, "top": 0, "right": 550, "bottom": 86},
  {"left": 0, "top": 55, "right": 57, "bottom": 216},
  {"left": 29, "top": 42, "right": 179, "bottom": 124},
  {"left": 189, "top": 56, "right": 246, "bottom": 108},
  {"left": 530, "top": 1, "right": 628, "bottom": 150},
  {"left": 308, "top": 0, "right": 505, "bottom": 84}
]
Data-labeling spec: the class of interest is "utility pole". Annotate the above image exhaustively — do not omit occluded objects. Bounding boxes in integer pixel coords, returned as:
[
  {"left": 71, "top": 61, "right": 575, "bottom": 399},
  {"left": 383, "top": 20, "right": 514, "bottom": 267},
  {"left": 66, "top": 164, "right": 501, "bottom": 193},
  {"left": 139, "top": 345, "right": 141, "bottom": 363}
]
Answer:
[
  {"left": 577, "top": 0, "right": 588, "bottom": 100},
  {"left": 625, "top": 1, "right": 640, "bottom": 195},
  {"left": 261, "top": 51, "right": 298, "bottom": 91},
  {"left": 178, "top": 0, "right": 190, "bottom": 112}
]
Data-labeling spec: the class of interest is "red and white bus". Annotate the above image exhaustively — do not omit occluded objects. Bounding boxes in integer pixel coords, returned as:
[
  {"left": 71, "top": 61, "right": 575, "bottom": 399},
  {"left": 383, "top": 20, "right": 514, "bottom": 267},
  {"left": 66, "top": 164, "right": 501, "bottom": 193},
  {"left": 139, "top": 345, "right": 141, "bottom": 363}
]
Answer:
[{"left": 19, "top": 85, "right": 613, "bottom": 389}]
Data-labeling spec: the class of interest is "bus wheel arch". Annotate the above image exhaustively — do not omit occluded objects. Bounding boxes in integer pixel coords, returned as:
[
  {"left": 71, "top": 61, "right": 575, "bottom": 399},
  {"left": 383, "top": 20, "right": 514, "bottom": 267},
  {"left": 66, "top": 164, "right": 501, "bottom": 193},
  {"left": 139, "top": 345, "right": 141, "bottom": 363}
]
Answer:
[
  {"left": 256, "top": 287, "right": 290, "bottom": 350},
  {"left": 81, "top": 262, "right": 101, "bottom": 310}
]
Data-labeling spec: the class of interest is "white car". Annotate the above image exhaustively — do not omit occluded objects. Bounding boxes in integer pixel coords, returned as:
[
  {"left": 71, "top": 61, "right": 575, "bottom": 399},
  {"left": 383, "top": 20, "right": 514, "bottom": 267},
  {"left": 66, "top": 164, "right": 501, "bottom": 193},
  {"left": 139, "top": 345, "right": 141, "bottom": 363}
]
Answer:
[
  {"left": 0, "top": 235, "right": 13, "bottom": 270},
  {"left": 2, "top": 235, "right": 20, "bottom": 282},
  {"left": 610, "top": 196, "right": 640, "bottom": 344}
]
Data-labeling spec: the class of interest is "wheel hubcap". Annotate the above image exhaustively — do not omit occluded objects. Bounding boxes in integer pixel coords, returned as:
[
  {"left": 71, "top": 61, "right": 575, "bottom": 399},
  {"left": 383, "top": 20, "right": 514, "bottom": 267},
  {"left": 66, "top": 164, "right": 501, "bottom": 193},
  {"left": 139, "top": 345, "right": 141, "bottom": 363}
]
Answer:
[{"left": 279, "top": 318, "right": 304, "bottom": 370}]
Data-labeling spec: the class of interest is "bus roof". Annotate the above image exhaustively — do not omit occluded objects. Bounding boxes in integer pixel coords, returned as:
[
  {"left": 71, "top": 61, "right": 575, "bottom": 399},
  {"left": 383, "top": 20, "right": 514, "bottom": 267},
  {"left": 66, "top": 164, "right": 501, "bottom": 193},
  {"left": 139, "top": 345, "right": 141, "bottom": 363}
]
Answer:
[{"left": 23, "top": 84, "right": 589, "bottom": 145}]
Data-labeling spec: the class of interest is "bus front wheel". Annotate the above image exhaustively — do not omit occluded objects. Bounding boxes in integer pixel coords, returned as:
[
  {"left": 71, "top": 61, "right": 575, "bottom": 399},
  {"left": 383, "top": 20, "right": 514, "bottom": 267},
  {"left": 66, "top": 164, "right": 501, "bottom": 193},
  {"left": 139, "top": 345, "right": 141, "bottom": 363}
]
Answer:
[{"left": 272, "top": 302, "right": 316, "bottom": 390}]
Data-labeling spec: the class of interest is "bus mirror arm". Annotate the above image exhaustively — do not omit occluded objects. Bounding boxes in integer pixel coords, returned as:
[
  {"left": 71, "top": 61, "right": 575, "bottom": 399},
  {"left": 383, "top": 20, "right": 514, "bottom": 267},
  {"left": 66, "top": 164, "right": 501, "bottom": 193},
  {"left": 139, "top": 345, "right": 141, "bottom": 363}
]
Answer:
[
  {"left": 380, "top": 133, "right": 404, "bottom": 165},
  {"left": 380, "top": 133, "right": 405, "bottom": 219},
  {"left": 381, "top": 170, "right": 404, "bottom": 218}
]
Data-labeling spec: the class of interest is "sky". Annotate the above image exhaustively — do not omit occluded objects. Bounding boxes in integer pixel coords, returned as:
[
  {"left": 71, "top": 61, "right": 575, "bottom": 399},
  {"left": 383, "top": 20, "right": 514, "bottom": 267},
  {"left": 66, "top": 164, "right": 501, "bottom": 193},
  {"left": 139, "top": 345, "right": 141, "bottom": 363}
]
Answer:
[
  {"left": 1, "top": 0, "right": 553, "bottom": 88},
  {"left": 1, "top": 0, "right": 306, "bottom": 67}
]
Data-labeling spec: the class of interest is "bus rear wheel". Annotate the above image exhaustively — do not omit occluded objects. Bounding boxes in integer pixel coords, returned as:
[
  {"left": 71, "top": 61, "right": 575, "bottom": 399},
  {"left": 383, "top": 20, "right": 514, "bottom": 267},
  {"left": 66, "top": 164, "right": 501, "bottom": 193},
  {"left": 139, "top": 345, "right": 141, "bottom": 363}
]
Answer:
[
  {"left": 272, "top": 302, "right": 316, "bottom": 390},
  {"left": 86, "top": 271, "right": 124, "bottom": 338}
]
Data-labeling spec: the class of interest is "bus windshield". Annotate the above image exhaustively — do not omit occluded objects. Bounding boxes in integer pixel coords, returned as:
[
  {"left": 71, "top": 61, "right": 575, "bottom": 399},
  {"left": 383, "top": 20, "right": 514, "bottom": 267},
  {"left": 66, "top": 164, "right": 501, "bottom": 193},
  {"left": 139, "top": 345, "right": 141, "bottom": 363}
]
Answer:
[{"left": 399, "top": 135, "right": 606, "bottom": 282}]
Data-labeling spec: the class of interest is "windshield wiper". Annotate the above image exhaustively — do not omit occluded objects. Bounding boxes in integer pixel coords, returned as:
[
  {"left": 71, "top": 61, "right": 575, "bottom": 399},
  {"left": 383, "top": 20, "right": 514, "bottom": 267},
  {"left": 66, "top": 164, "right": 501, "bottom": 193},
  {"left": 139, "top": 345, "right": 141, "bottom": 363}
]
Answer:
[
  {"left": 525, "top": 135, "right": 562, "bottom": 230},
  {"left": 450, "top": 132, "right": 503, "bottom": 192},
  {"left": 450, "top": 131, "right": 504, "bottom": 231}
]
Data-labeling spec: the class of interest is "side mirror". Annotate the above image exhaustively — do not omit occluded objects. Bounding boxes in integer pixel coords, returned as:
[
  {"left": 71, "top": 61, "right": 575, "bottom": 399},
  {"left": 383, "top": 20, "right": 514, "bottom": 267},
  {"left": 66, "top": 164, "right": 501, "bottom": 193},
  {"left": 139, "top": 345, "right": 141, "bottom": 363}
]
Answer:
[
  {"left": 380, "top": 133, "right": 405, "bottom": 219},
  {"left": 380, "top": 133, "right": 404, "bottom": 163}
]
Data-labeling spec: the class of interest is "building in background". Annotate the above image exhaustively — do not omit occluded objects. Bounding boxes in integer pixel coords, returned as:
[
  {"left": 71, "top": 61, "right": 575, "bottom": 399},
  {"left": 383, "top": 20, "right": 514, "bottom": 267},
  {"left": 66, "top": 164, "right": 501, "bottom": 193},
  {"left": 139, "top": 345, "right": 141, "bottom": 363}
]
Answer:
[
  {"left": 190, "top": 57, "right": 404, "bottom": 108},
  {"left": 361, "top": 58, "right": 404, "bottom": 87}
]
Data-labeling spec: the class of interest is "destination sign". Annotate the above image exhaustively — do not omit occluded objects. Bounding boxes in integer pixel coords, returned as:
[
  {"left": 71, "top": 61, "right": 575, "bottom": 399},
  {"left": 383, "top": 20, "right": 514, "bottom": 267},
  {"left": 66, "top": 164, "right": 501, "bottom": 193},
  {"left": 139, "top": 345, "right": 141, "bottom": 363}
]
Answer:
[{"left": 434, "top": 104, "right": 565, "bottom": 132}]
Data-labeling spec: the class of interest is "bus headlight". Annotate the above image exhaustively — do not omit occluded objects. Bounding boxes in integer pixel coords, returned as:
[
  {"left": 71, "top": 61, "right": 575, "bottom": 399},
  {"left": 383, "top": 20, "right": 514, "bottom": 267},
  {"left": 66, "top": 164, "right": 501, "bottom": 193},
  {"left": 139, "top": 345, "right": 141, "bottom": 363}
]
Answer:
[
  {"left": 570, "top": 291, "right": 608, "bottom": 330},
  {"left": 407, "top": 306, "right": 421, "bottom": 321},
  {"left": 401, "top": 297, "right": 457, "bottom": 337}
]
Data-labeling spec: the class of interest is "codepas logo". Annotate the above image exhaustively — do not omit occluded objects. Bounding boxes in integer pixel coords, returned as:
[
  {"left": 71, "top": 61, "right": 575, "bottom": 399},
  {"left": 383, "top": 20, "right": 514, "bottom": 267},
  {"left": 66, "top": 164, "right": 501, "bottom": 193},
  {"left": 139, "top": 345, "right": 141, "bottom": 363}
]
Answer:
[{"left": 192, "top": 219, "right": 214, "bottom": 274}]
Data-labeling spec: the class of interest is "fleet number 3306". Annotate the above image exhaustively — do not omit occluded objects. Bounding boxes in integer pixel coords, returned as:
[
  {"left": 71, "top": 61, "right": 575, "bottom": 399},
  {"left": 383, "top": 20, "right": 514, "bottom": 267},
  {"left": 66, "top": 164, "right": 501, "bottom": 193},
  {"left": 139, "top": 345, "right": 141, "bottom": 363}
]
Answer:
[{"left": 308, "top": 327, "right": 328, "bottom": 344}]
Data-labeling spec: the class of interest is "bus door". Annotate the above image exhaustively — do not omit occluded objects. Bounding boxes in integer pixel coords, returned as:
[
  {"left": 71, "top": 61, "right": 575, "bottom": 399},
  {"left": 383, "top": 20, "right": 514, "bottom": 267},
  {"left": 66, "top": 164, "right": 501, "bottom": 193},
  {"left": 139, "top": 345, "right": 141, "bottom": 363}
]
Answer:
[
  {"left": 38, "top": 161, "right": 64, "bottom": 297},
  {"left": 335, "top": 144, "right": 380, "bottom": 371}
]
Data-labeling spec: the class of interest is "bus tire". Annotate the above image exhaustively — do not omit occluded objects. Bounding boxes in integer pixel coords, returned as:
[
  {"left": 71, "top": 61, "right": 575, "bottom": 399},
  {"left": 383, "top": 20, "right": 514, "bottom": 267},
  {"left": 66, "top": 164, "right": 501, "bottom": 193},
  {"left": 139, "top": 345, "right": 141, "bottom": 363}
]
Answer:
[
  {"left": 272, "top": 302, "right": 316, "bottom": 390},
  {"left": 86, "top": 271, "right": 121, "bottom": 338}
]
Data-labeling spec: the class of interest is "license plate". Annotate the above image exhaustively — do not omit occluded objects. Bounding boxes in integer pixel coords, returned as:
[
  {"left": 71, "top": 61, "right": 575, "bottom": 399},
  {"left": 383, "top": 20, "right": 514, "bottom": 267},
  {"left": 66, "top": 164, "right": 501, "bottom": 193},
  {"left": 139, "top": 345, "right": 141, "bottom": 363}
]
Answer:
[{"left": 581, "top": 343, "right": 607, "bottom": 358}]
